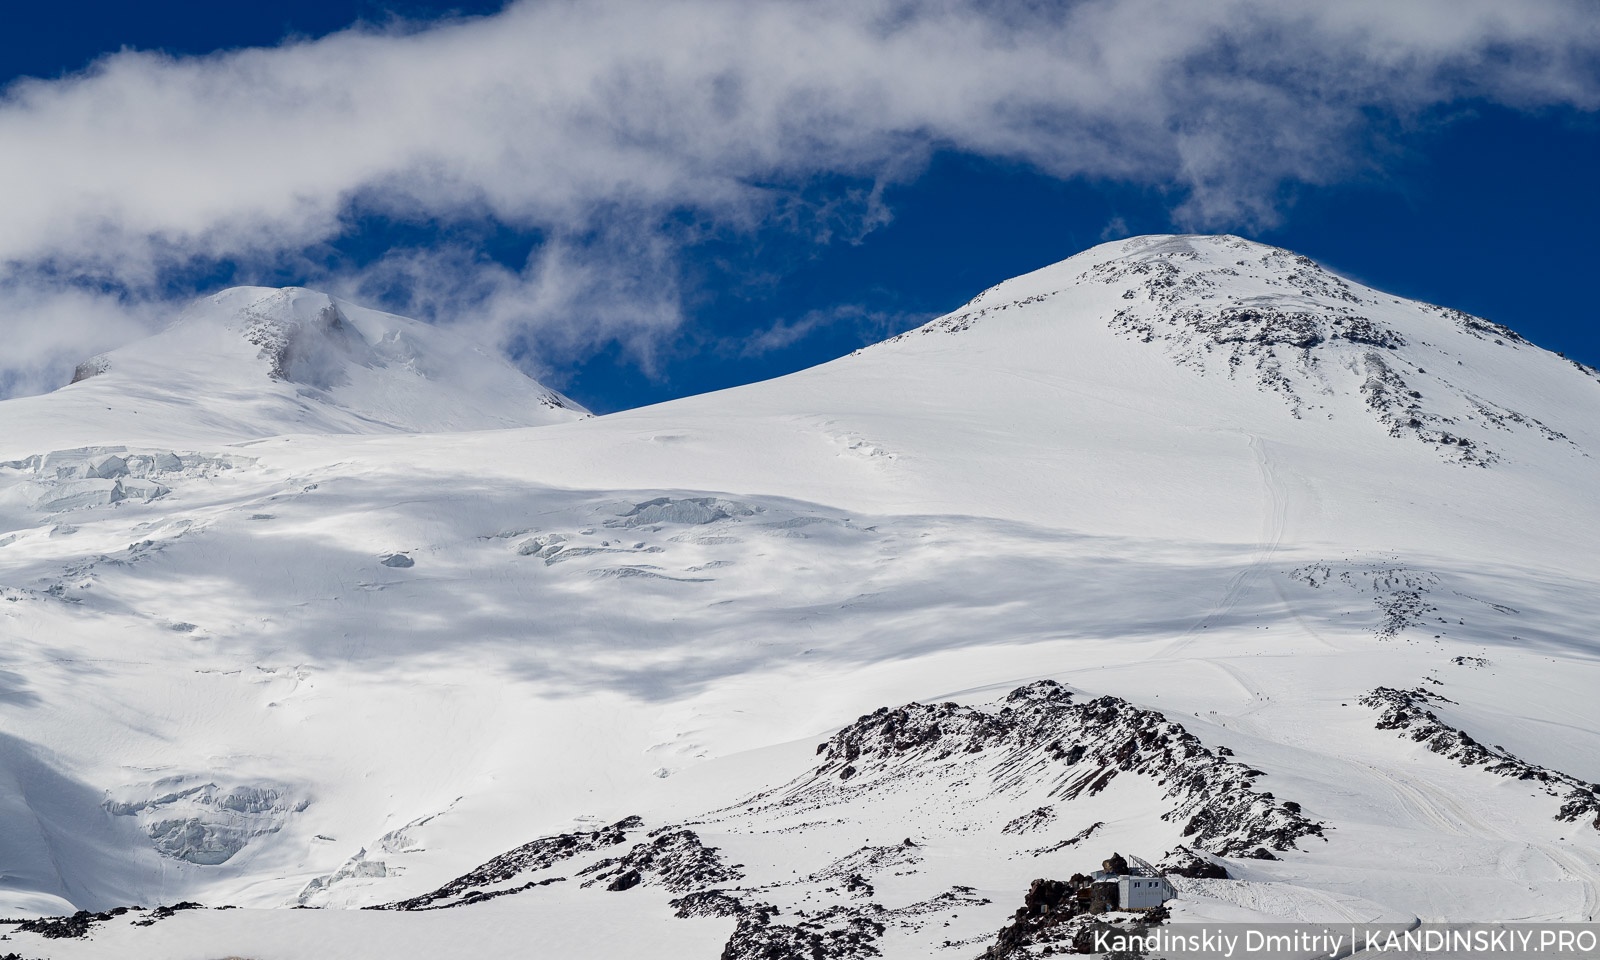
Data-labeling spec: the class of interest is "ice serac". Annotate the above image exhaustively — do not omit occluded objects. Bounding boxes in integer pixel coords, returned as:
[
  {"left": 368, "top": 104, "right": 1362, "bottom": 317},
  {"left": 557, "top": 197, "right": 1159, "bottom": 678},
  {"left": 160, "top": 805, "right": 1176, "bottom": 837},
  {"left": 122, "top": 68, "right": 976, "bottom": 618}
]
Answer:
[{"left": 0, "top": 286, "right": 586, "bottom": 457}]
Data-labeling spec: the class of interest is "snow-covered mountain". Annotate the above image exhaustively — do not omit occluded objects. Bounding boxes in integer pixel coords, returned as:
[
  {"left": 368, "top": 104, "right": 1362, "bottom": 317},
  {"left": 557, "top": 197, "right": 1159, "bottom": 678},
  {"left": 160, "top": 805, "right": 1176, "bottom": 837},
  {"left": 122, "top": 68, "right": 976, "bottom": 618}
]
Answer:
[
  {"left": 1, "top": 236, "right": 1597, "bottom": 958},
  {"left": 0, "top": 286, "right": 585, "bottom": 457}
]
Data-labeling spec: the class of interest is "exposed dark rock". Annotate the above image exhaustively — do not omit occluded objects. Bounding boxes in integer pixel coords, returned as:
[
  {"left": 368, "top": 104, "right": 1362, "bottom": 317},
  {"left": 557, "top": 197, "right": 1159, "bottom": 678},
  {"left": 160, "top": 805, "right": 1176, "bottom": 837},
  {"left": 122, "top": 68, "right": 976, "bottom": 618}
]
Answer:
[
  {"left": 671, "top": 890, "right": 747, "bottom": 919},
  {"left": 720, "top": 903, "right": 885, "bottom": 960},
  {"left": 886, "top": 291, "right": 1057, "bottom": 340},
  {"left": 1169, "top": 306, "right": 1325, "bottom": 348},
  {"left": 129, "top": 902, "right": 203, "bottom": 927},
  {"left": 1002, "top": 805, "right": 1056, "bottom": 835},
  {"left": 1032, "top": 821, "right": 1103, "bottom": 857},
  {"left": 1333, "top": 318, "right": 1405, "bottom": 349},
  {"left": 978, "top": 871, "right": 1168, "bottom": 958},
  {"left": 375, "top": 815, "right": 641, "bottom": 910},
  {"left": 1428, "top": 306, "right": 1527, "bottom": 345},
  {"left": 69, "top": 357, "right": 110, "bottom": 384},
  {"left": 1357, "top": 353, "right": 1501, "bottom": 466},
  {"left": 804, "top": 843, "right": 920, "bottom": 887},
  {"left": 12, "top": 904, "right": 156, "bottom": 939},
  {"left": 1288, "top": 564, "right": 1443, "bottom": 640},
  {"left": 1158, "top": 846, "right": 1229, "bottom": 879},
  {"left": 787, "top": 680, "right": 1324, "bottom": 857},
  {"left": 243, "top": 301, "right": 362, "bottom": 388},
  {"left": 1568, "top": 357, "right": 1600, "bottom": 384},
  {"left": 16, "top": 911, "right": 105, "bottom": 939},
  {"left": 579, "top": 828, "right": 742, "bottom": 893},
  {"left": 1363, "top": 688, "right": 1600, "bottom": 830},
  {"left": 714, "top": 884, "right": 991, "bottom": 959}
]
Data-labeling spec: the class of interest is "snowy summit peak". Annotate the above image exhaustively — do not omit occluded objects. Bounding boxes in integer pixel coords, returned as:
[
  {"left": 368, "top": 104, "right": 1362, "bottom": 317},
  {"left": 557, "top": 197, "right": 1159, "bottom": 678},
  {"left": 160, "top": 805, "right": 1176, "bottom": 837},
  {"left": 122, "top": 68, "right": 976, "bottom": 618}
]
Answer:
[
  {"left": 170, "top": 286, "right": 373, "bottom": 391},
  {"left": 950, "top": 234, "right": 1464, "bottom": 356},
  {"left": 885, "top": 234, "right": 1599, "bottom": 467},
  {"left": 2, "top": 286, "right": 587, "bottom": 457}
]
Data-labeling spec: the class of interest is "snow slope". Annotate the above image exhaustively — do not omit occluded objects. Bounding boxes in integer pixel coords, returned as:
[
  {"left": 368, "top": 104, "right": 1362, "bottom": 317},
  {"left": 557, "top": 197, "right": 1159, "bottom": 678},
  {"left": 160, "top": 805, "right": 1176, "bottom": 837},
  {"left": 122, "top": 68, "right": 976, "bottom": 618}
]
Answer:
[
  {"left": 0, "top": 286, "right": 585, "bottom": 458},
  {"left": 1, "top": 236, "right": 1597, "bottom": 958}
]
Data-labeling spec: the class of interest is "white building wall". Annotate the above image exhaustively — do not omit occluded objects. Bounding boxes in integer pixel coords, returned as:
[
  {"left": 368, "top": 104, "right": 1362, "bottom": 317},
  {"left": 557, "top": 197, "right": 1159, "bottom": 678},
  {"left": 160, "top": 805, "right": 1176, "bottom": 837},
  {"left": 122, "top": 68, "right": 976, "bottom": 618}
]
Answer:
[{"left": 1118, "top": 876, "right": 1174, "bottom": 909}]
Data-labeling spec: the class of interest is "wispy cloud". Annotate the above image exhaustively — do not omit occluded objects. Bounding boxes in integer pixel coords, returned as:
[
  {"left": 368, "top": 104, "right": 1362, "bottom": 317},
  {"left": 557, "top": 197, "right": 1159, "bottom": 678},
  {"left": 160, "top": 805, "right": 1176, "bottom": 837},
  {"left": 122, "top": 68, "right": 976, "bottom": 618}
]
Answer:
[
  {"left": 734, "top": 304, "right": 926, "bottom": 359},
  {"left": 0, "top": 282, "right": 159, "bottom": 399},
  {"left": 1, "top": 0, "right": 1597, "bottom": 395}
]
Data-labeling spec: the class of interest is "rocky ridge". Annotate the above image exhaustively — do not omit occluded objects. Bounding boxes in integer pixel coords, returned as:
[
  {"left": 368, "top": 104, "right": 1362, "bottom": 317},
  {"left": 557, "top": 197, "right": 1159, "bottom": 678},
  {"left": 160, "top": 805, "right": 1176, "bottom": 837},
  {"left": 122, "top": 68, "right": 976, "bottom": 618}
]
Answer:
[
  {"left": 374, "top": 816, "right": 642, "bottom": 910},
  {"left": 753, "top": 680, "right": 1324, "bottom": 859},
  {"left": 350, "top": 680, "right": 1317, "bottom": 958},
  {"left": 1362, "top": 687, "right": 1600, "bottom": 830}
]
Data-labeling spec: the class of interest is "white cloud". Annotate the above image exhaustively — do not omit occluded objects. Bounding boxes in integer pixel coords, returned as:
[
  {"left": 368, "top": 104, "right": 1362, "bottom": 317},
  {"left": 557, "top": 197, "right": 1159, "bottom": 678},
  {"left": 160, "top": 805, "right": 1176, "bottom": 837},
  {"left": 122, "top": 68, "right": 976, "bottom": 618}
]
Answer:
[
  {"left": 735, "top": 304, "right": 924, "bottom": 359},
  {"left": 0, "top": 282, "right": 161, "bottom": 399},
  {"left": 1100, "top": 216, "right": 1132, "bottom": 242},
  {"left": 0, "top": 0, "right": 1596, "bottom": 394},
  {"left": 328, "top": 221, "right": 688, "bottom": 382}
]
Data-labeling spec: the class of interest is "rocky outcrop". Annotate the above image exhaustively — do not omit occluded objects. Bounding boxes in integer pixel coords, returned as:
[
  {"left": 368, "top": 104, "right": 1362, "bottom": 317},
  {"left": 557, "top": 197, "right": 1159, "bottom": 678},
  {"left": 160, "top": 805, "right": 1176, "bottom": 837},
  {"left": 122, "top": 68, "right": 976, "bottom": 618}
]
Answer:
[
  {"left": 1289, "top": 563, "right": 1443, "bottom": 640},
  {"left": 1002, "top": 805, "right": 1056, "bottom": 835},
  {"left": 784, "top": 680, "right": 1325, "bottom": 858},
  {"left": 719, "top": 903, "right": 886, "bottom": 960},
  {"left": 69, "top": 356, "right": 110, "bottom": 384},
  {"left": 1362, "top": 688, "right": 1600, "bottom": 829},
  {"left": 16, "top": 910, "right": 113, "bottom": 939},
  {"left": 1158, "top": 846, "right": 1230, "bottom": 879},
  {"left": 1427, "top": 305, "right": 1526, "bottom": 345},
  {"left": 366, "top": 681, "right": 1322, "bottom": 956},
  {"left": 980, "top": 878, "right": 1085, "bottom": 958},
  {"left": 578, "top": 828, "right": 742, "bottom": 893},
  {"left": 10, "top": 904, "right": 189, "bottom": 940},
  {"left": 978, "top": 874, "right": 1168, "bottom": 958},
  {"left": 1031, "top": 822, "right": 1104, "bottom": 857},
  {"left": 129, "top": 902, "right": 204, "bottom": 927},
  {"left": 376, "top": 816, "right": 641, "bottom": 910},
  {"left": 670, "top": 890, "right": 747, "bottom": 919},
  {"left": 243, "top": 300, "right": 363, "bottom": 389}
]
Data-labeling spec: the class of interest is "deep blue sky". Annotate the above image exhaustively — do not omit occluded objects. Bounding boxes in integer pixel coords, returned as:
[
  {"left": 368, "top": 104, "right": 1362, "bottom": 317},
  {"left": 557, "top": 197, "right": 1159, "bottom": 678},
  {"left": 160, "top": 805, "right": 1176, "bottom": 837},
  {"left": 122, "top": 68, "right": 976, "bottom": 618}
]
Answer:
[{"left": 4, "top": 2, "right": 1598, "bottom": 414}]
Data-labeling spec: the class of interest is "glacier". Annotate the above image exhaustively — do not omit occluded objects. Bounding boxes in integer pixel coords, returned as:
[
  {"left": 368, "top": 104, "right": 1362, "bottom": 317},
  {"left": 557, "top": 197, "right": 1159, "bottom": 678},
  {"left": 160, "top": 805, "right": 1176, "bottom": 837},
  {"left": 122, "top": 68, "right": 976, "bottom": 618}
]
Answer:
[{"left": 0, "top": 235, "right": 1596, "bottom": 957}]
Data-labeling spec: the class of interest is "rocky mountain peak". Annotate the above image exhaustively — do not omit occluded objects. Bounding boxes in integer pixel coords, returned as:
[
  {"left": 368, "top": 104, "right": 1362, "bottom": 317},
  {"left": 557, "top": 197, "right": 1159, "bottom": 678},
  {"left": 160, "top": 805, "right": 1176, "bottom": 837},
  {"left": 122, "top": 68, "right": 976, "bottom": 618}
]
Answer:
[
  {"left": 892, "top": 234, "right": 1584, "bottom": 467},
  {"left": 229, "top": 288, "right": 368, "bottom": 389}
]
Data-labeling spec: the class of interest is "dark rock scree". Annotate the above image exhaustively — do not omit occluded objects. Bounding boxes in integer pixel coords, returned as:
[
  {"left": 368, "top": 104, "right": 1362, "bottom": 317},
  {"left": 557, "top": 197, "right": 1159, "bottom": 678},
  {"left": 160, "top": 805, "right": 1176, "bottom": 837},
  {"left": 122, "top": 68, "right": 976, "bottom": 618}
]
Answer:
[
  {"left": 979, "top": 870, "right": 1171, "bottom": 959},
  {"left": 374, "top": 816, "right": 641, "bottom": 911},
  {"left": 1363, "top": 687, "right": 1600, "bottom": 829},
  {"left": 801, "top": 680, "right": 1325, "bottom": 858}
]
